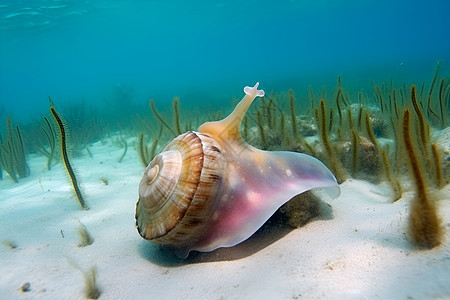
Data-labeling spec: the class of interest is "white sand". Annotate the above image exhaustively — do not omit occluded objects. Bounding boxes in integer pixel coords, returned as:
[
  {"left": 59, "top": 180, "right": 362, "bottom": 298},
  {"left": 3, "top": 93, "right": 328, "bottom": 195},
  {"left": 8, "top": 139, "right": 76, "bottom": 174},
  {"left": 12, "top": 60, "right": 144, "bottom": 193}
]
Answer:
[{"left": 0, "top": 137, "right": 449, "bottom": 300}]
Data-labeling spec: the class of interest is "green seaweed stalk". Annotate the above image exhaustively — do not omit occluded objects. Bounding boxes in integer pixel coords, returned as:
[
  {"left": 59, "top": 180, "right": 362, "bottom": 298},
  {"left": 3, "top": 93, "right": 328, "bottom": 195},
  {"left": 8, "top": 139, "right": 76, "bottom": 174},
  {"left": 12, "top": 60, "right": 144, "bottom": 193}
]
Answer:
[
  {"left": 138, "top": 133, "right": 158, "bottom": 167},
  {"left": 318, "top": 99, "right": 346, "bottom": 183},
  {"left": 256, "top": 110, "right": 267, "bottom": 149},
  {"left": 149, "top": 99, "right": 176, "bottom": 136},
  {"left": 118, "top": 138, "right": 127, "bottom": 163},
  {"left": 403, "top": 108, "right": 442, "bottom": 249},
  {"left": 172, "top": 97, "right": 182, "bottom": 135},
  {"left": 49, "top": 99, "right": 88, "bottom": 210},
  {"left": 0, "top": 116, "right": 29, "bottom": 182},
  {"left": 41, "top": 117, "right": 56, "bottom": 170},
  {"left": 289, "top": 89, "right": 298, "bottom": 140}
]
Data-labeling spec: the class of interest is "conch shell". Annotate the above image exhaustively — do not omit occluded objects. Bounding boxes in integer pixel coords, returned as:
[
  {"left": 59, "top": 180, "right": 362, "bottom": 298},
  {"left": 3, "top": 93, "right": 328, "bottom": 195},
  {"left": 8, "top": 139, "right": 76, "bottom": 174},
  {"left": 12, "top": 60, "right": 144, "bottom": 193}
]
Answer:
[{"left": 136, "top": 83, "right": 340, "bottom": 257}]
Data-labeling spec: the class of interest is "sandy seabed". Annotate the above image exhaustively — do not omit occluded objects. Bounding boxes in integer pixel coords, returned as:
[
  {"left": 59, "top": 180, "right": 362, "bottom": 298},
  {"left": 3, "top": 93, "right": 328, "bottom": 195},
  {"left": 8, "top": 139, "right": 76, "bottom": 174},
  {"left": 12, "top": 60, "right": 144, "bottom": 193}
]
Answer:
[{"left": 0, "top": 137, "right": 449, "bottom": 300}]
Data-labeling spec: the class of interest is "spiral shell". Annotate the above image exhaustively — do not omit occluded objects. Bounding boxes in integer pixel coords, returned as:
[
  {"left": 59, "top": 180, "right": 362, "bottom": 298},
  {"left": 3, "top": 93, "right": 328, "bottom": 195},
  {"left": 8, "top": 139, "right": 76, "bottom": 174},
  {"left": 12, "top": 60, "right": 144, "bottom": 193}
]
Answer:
[{"left": 136, "top": 131, "right": 226, "bottom": 249}]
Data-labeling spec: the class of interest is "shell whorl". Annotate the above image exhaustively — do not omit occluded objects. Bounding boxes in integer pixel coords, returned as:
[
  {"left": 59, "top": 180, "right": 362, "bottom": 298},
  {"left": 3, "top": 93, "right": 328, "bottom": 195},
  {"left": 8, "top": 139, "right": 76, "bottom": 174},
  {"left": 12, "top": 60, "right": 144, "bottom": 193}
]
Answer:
[{"left": 136, "top": 131, "right": 226, "bottom": 248}]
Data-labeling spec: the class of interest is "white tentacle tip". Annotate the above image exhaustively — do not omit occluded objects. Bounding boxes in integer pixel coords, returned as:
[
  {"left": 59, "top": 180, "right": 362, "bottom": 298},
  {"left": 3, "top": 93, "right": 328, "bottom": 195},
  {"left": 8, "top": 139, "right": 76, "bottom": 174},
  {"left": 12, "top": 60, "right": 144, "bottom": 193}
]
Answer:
[{"left": 244, "top": 82, "right": 265, "bottom": 97}]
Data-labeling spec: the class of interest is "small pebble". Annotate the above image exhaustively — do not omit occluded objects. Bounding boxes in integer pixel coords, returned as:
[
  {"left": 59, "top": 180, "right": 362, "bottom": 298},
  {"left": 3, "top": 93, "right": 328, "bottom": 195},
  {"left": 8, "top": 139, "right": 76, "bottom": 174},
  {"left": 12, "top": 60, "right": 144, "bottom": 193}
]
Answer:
[{"left": 20, "top": 282, "right": 31, "bottom": 292}]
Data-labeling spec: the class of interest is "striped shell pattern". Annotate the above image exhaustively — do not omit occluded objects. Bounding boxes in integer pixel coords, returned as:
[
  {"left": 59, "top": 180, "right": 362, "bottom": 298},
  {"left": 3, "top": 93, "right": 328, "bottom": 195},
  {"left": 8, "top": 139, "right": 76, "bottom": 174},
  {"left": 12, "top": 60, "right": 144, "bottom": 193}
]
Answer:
[{"left": 136, "top": 131, "right": 226, "bottom": 249}]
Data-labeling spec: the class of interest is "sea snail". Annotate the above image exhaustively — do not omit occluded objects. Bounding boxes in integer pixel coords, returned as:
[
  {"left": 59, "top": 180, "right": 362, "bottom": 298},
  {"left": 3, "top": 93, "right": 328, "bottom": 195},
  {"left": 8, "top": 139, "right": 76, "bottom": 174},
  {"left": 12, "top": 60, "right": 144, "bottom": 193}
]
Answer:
[{"left": 136, "top": 83, "right": 340, "bottom": 257}]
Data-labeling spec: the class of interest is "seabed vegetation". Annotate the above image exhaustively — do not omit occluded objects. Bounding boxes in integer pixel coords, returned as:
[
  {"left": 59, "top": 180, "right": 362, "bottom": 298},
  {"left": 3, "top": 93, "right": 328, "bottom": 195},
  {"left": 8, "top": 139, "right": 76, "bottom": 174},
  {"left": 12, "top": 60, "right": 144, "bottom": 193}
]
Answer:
[{"left": 1, "top": 64, "right": 449, "bottom": 253}]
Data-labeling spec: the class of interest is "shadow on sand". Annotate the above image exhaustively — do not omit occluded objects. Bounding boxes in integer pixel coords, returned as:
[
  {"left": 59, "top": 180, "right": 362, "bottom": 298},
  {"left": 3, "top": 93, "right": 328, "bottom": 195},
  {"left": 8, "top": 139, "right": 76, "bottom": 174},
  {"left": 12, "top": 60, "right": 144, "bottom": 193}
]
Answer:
[{"left": 138, "top": 197, "right": 333, "bottom": 267}]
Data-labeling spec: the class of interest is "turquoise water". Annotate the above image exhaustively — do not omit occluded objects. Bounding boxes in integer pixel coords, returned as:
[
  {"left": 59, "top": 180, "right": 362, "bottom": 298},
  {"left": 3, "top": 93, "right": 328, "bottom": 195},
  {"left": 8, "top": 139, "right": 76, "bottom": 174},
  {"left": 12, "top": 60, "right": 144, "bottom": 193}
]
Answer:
[
  {"left": 0, "top": 3, "right": 449, "bottom": 296},
  {"left": 1, "top": 0, "right": 449, "bottom": 123}
]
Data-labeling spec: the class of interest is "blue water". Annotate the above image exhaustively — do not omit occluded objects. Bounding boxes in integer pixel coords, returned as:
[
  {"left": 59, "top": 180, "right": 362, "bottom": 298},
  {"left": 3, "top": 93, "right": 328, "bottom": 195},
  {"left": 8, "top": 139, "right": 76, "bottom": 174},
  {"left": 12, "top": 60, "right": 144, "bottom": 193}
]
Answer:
[{"left": 0, "top": 0, "right": 449, "bottom": 122}]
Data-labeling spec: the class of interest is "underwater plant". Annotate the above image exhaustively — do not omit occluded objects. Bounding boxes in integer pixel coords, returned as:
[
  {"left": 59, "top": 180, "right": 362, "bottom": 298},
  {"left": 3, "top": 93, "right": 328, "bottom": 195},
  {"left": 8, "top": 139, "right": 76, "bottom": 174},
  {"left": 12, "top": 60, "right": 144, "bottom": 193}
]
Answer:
[
  {"left": 137, "top": 96, "right": 192, "bottom": 167},
  {"left": 315, "top": 99, "right": 347, "bottom": 183},
  {"left": 149, "top": 99, "right": 177, "bottom": 136},
  {"left": 49, "top": 99, "right": 88, "bottom": 210},
  {"left": 117, "top": 137, "right": 127, "bottom": 163},
  {"left": 2, "top": 239, "right": 17, "bottom": 250},
  {"left": 57, "top": 100, "right": 107, "bottom": 157},
  {"left": 302, "top": 71, "right": 448, "bottom": 200},
  {"left": 69, "top": 261, "right": 101, "bottom": 300},
  {"left": 403, "top": 108, "right": 443, "bottom": 249},
  {"left": 99, "top": 177, "right": 109, "bottom": 185},
  {"left": 305, "top": 77, "right": 447, "bottom": 248},
  {"left": 77, "top": 221, "right": 94, "bottom": 247},
  {"left": 131, "top": 65, "right": 448, "bottom": 255},
  {"left": 137, "top": 133, "right": 158, "bottom": 167},
  {"left": 32, "top": 116, "right": 57, "bottom": 170},
  {"left": 0, "top": 116, "right": 29, "bottom": 182},
  {"left": 83, "top": 267, "right": 101, "bottom": 300}
]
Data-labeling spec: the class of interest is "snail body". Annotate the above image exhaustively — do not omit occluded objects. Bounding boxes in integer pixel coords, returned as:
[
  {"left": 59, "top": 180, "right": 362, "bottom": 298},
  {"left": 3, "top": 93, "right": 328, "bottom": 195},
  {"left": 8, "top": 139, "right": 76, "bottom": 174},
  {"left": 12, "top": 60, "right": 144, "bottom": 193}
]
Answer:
[{"left": 136, "top": 83, "right": 340, "bottom": 257}]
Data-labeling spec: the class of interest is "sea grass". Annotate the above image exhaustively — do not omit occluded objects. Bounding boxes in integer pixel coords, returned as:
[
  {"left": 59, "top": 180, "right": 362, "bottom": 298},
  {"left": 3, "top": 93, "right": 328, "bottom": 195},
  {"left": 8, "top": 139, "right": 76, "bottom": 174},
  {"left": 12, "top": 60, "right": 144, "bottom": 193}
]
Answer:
[
  {"left": 267, "top": 97, "right": 274, "bottom": 130},
  {"left": 431, "top": 144, "right": 443, "bottom": 188},
  {"left": 77, "top": 221, "right": 94, "bottom": 247},
  {"left": 347, "top": 107, "right": 354, "bottom": 132},
  {"left": 426, "top": 61, "right": 441, "bottom": 120},
  {"left": 381, "top": 148, "right": 402, "bottom": 202},
  {"left": 319, "top": 99, "right": 346, "bottom": 183},
  {"left": 148, "top": 138, "right": 158, "bottom": 163},
  {"left": 371, "top": 81, "right": 383, "bottom": 113},
  {"left": 438, "top": 78, "right": 448, "bottom": 128},
  {"left": 13, "top": 125, "right": 29, "bottom": 178},
  {"left": 243, "top": 115, "right": 249, "bottom": 141},
  {"left": 280, "top": 112, "right": 287, "bottom": 147},
  {"left": 149, "top": 99, "right": 176, "bottom": 136},
  {"left": 172, "top": 97, "right": 182, "bottom": 135},
  {"left": 289, "top": 89, "right": 298, "bottom": 140},
  {"left": 328, "top": 108, "right": 334, "bottom": 134},
  {"left": 256, "top": 110, "right": 267, "bottom": 149},
  {"left": 335, "top": 89, "right": 343, "bottom": 126},
  {"left": 0, "top": 138, "right": 17, "bottom": 182},
  {"left": 118, "top": 138, "right": 127, "bottom": 163},
  {"left": 351, "top": 130, "right": 359, "bottom": 176},
  {"left": 259, "top": 97, "right": 267, "bottom": 126},
  {"left": 42, "top": 117, "right": 56, "bottom": 170},
  {"left": 319, "top": 100, "right": 332, "bottom": 156},
  {"left": 137, "top": 133, "right": 149, "bottom": 167},
  {"left": 365, "top": 112, "right": 379, "bottom": 151},
  {"left": 389, "top": 115, "right": 401, "bottom": 175},
  {"left": 392, "top": 88, "right": 399, "bottom": 119},
  {"left": 403, "top": 108, "right": 442, "bottom": 249},
  {"left": 0, "top": 116, "right": 29, "bottom": 182},
  {"left": 49, "top": 99, "right": 88, "bottom": 210},
  {"left": 357, "top": 106, "right": 363, "bottom": 130},
  {"left": 138, "top": 133, "right": 158, "bottom": 167},
  {"left": 309, "top": 85, "right": 315, "bottom": 114},
  {"left": 410, "top": 85, "right": 429, "bottom": 159},
  {"left": 84, "top": 267, "right": 101, "bottom": 299}
]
